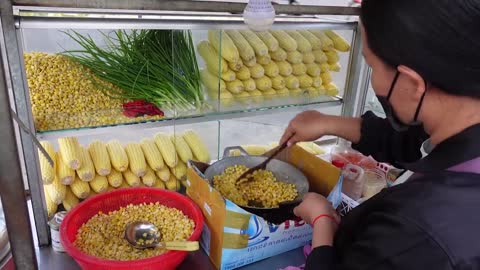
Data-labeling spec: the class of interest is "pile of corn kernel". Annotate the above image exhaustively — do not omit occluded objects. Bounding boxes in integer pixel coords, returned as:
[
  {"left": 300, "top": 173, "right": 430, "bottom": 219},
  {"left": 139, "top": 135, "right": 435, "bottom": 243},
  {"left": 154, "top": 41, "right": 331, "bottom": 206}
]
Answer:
[
  {"left": 74, "top": 202, "right": 195, "bottom": 261},
  {"left": 213, "top": 165, "right": 298, "bottom": 208},
  {"left": 24, "top": 52, "right": 163, "bottom": 132}
]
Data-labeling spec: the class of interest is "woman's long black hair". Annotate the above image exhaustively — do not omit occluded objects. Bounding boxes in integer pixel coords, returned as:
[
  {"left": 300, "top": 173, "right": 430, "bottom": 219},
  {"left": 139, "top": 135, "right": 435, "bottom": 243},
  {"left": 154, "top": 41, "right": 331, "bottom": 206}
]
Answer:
[{"left": 361, "top": 0, "right": 480, "bottom": 98}]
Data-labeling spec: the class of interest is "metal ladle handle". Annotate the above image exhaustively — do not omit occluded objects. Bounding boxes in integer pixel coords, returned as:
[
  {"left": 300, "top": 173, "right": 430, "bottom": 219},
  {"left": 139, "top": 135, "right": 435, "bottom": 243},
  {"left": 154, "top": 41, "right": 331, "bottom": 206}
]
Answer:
[{"left": 158, "top": 241, "right": 199, "bottom": 251}]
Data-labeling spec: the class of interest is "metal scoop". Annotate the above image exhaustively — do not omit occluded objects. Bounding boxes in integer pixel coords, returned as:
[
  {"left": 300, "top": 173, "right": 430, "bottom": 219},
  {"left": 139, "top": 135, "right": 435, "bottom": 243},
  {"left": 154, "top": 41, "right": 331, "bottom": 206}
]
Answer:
[{"left": 124, "top": 221, "right": 199, "bottom": 251}]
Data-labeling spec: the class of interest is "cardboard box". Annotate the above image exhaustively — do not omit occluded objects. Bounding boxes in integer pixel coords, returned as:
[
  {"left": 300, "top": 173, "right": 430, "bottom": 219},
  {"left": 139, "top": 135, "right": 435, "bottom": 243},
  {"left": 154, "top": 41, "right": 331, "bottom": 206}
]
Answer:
[{"left": 186, "top": 145, "right": 341, "bottom": 270}]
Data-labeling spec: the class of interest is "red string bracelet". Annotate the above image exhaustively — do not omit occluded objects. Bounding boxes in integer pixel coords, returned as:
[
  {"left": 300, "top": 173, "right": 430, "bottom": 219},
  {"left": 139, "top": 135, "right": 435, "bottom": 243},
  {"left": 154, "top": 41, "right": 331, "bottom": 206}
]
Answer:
[{"left": 311, "top": 214, "right": 339, "bottom": 227}]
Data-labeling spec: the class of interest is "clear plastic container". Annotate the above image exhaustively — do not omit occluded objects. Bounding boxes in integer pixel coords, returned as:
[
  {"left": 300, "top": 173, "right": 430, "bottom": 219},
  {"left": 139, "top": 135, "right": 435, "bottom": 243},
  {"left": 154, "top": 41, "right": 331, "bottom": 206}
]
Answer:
[{"left": 362, "top": 169, "right": 387, "bottom": 199}]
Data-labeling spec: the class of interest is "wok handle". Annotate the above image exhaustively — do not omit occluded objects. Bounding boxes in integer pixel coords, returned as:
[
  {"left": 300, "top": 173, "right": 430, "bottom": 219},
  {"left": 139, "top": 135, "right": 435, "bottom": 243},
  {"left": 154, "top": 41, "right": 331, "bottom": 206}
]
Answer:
[
  {"left": 278, "top": 199, "right": 302, "bottom": 219},
  {"left": 223, "top": 146, "right": 250, "bottom": 158}
]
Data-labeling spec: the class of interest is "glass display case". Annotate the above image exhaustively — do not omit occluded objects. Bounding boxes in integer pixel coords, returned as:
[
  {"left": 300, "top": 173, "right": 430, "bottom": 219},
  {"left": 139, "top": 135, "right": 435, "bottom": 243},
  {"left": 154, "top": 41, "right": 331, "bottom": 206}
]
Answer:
[{"left": 0, "top": 1, "right": 369, "bottom": 268}]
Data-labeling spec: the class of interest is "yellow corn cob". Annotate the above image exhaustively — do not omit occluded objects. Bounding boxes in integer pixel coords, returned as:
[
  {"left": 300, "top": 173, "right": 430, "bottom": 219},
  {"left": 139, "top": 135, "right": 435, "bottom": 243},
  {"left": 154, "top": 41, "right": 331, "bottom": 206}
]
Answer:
[
  {"left": 197, "top": 41, "right": 228, "bottom": 74},
  {"left": 324, "top": 30, "right": 351, "bottom": 52},
  {"left": 286, "top": 30, "right": 312, "bottom": 53},
  {"left": 270, "top": 30, "right": 297, "bottom": 52},
  {"left": 225, "top": 30, "right": 256, "bottom": 62},
  {"left": 221, "top": 69, "right": 236, "bottom": 82},
  {"left": 325, "top": 82, "right": 339, "bottom": 96},
  {"left": 289, "top": 88, "right": 304, "bottom": 96},
  {"left": 249, "top": 64, "right": 265, "bottom": 79},
  {"left": 236, "top": 66, "right": 251, "bottom": 80},
  {"left": 89, "top": 175, "right": 108, "bottom": 193},
  {"left": 272, "top": 76, "right": 286, "bottom": 90},
  {"left": 45, "top": 176, "right": 66, "bottom": 205},
  {"left": 154, "top": 132, "right": 178, "bottom": 168},
  {"left": 107, "top": 169, "right": 123, "bottom": 188},
  {"left": 88, "top": 140, "right": 111, "bottom": 176},
  {"left": 123, "top": 169, "right": 141, "bottom": 187},
  {"left": 171, "top": 161, "right": 187, "bottom": 180},
  {"left": 239, "top": 30, "right": 269, "bottom": 56},
  {"left": 56, "top": 152, "right": 75, "bottom": 185},
  {"left": 226, "top": 79, "right": 244, "bottom": 94},
  {"left": 277, "top": 61, "right": 293, "bottom": 76},
  {"left": 242, "top": 78, "right": 256, "bottom": 92},
  {"left": 58, "top": 137, "right": 81, "bottom": 170},
  {"left": 141, "top": 167, "right": 157, "bottom": 187},
  {"left": 306, "top": 63, "right": 321, "bottom": 77},
  {"left": 309, "top": 30, "right": 334, "bottom": 51},
  {"left": 171, "top": 135, "right": 193, "bottom": 164},
  {"left": 325, "top": 50, "right": 339, "bottom": 64},
  {"left": 62, "top": 187, "right": 79, "bottom": 211},
  {"left": 233, "top": 91, "right": 251, "bottom": 104},
  {"left": 208, "top": 30, "right": 240, "bottom": 63},
  {"left": 285, "top": 75, "right": 300, "bottom": 89},
  {"left": 76, "top": 147, "right": 95, "bottom": 182},
  {"left": 228, "top": 59, "right": 244, "bottom": 72},
  {"left": 321, "top": 72, "right": 333, "bottom": 84},
  {"left": 209, "top": 91, "right": 235, "bottom": 107},
  {"left": 243, "top": 57, "right": 257, "bottom": 67},
  {"left": 70, "top": 176, "right": 90, "bottom": 199},
  {"left": 183, "top": 130, "right": 210, "bottom": 163},
  {"left": 313, "top": 50, "right": 328, "bottom": 64},
  {"left": 125, "top": 143, "right": 147, "bottom": 177},
  {"left": 249, "top": 90, "right": 264, "bottom": 103},
  {"left": 303, "top": 52, "right": 316, "bottom": 64},
  {"left": 329, "top": 62, "right": 341, "bottom": 72},
  {"left": 298, "top": 30, "right": 323, "bottom": 50},
  {"left": 271, "top": 48, "right": 287, "bottom": 61},
  {"left": 118, "top": 180, "right": 130, "bottom": 189},
  {"left": 257, "top": 54, "right": 271, "bottom": 65},
  {"left": 262, "top": 88, "right": 278, "bottom": 97},
  {"left": 276, "top": 88, "right": 290, "bottom": 97},
  {"left": 292, "top": 63, "right": 307, "bottom": 76},
  {"left": 39, "top": 141, "right": 55, "bottom": 184},
  {"left": 317, "top": 85, "right": 327, "bottom": 95},
  {"left": 307, "top": 87, "right": 320, "bottom": 97},
  {"left": 286, "top": 51, "right": 303, "bottom": 64},
  {"left": 263, "top": 62, "right": 279, "bottom": 78},
  {"left": 312, "top": 76, "right": 323, "bottom": 88},
  {"left": 156, "top": 167, "right": 171, "bottom": 182},
  {"left": 140, "top": 138, "right": 165, "bottom": 171},
  {"left": 153, "top": 179, "right": 166, "bottom": 189},
  {"left": 255, "top": 31, "right": 279, "bottom": 52},
  {"left": 43, "top": 186, "right": 58, "bottom": 218},
  {"left": 106, "top": 185, "right": 115, "bottom": 192},
  {"left": 319, "top": 63, "right": 330, "bottom": 73},
  {"left": 165, "top": 175, "right": 180, "bottom": 191},
  {"left": 201, "top": 69, "right": 227, "bottom": 93},
  {"left": 299, "top": 75, "right": 314, "bottom": 88},
  {"left": 255, "top": 77, "right": 273, "bottom": 91},
  {"left": 106, "top": 140, "right": 129, "bottom": 172}
]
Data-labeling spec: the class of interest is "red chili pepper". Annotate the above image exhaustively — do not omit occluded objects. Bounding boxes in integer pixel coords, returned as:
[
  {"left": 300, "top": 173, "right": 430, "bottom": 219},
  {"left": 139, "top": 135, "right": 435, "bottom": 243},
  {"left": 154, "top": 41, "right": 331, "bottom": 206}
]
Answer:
[{"left": 122, "top": 100, "right": 164, "bottom": 118}]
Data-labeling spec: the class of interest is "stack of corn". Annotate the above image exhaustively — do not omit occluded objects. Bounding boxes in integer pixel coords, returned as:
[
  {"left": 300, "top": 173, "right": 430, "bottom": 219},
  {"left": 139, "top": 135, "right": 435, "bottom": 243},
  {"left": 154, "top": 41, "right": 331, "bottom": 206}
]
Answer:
[
  {"left": 229, "top": 141, "right": 325, "bottom": 157},
  {"left": 24, "top": 52, "right": 164, "bottom": 132},
  {"left": 198, "top": 29, "right": 350, "bottom": 105},
  {"left": 39, "top": 130, "right": 210, "bottom": 218}
]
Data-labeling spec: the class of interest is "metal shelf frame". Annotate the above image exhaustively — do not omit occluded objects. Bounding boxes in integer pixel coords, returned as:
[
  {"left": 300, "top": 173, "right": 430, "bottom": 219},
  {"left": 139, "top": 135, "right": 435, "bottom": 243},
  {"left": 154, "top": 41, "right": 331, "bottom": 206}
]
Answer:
[{"left": 0, "top": 1, "right": 368, "bottom": 269}]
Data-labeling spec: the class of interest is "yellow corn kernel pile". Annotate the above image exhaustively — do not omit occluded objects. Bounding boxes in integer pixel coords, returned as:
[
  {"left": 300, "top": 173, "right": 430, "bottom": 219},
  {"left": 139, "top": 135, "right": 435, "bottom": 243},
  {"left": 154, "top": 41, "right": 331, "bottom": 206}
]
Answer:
[
  {"left": 74, "top": 202, "right": 195, "bottom": 261},
  {"left": 213, "top": 165, "right": 297, "bottom": 208},
  {"left": 24, "top": 52, "right": 162, "bottom": 131}
]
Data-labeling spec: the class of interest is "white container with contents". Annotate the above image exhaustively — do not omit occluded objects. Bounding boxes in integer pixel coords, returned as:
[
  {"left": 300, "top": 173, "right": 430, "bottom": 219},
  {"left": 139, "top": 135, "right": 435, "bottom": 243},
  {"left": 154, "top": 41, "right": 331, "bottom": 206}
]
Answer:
[
  {"left": 48, "top": 211, "right": 67, "bottom": 252},
  {"left": 362, "top": 169, "right": 387, "bottom": 199}
]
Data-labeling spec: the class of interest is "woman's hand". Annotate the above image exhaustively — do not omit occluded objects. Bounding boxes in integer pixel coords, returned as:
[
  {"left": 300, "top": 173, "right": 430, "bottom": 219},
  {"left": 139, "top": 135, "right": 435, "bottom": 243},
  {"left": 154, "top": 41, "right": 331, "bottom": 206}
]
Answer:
[{"left": 280, "top": 110, "right": 331, "bottom": 146}]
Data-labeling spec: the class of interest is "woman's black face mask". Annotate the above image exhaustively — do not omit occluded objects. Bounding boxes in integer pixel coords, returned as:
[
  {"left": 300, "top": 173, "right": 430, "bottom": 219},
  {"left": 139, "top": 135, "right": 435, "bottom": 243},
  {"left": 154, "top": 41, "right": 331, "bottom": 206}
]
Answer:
[{"left": 376, "top": 71, "right": 427, "bottom": 132}]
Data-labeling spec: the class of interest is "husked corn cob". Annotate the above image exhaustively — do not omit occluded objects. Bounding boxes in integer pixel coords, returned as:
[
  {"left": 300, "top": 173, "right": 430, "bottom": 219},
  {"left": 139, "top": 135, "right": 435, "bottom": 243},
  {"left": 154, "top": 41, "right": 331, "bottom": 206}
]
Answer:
[
  {"left": 156, "top": 167, "right": 171, "bottom": 182},
  {"left": 313, "top": 50, "right": 328, "bottom": 64},
  {"left": 88, "top": 140, "right": 111, "bottom": 176},
  {"left": 298, "top": 30, "right": 323, "bottom": 50},
  {"left": 289, "top": 88, "right": 304, "bottom": 96},
  {"left": 312, "top": 76, "right": 323, "bottom": 88},
  {"left": 272, "top": 76, "right": 286, "bottom": 90},
  {"left": 263, "top": 62, "right": 280, "bottom": 78},
  {"left": 201, "top": 69, "right": 227, "bottom": 93},
  {"left": 271, "top": 48, "right": 287, "bottom": 61},
  {"left": 58, "top": 137, "right": 81, "bottom": 170},
  {"left": 171, "top": 161, "right": 187, "bottom": 180},
  {"left": 325, "top": 50, "right": 339, "bottom": 64},
  {"left": 276, "top": 88, "right": 290, "bottom": 97},
  {"left": 118, "top": 180, "right": 130, "bottom": 189},
  {"left": 286, "top": 30, "right": 312, "bottom": 53},
  {"left": 325, "top": 82, "right": 339, "bottom": 96},
  {"left": 306, "top": 87, "right": 320, "bottom": 97},
  {"left": 77, "top": 147, "right": 95, "bottom": 182},
  {"left": 221, "top": 69, "right": 236, "bottom": 82},
  {"left": 225, "top": 30, "right": 256, "bottom": 62},
  {"left": 249, "top": 64, "right": 265, "bottom": 79},
  {"left": 243, "top": 78, "right": 256, "bottom": 92},
  {"left": 106, "top": 140, "right": 129, "bottom": 172},
  {"left": 243, "top": 57, "right": 257, "bottom": 67},
  {"left": 153, "top": 179, "right": 166, "bottom": 189},
  {"left": 154, "top": 132, "right": 178, "bottom": 168},
  {"left": 255, "top": 31, "right": 279, "bottom": 52},
  {"left": 299, "top": 75, "right": 314, "bottom": 88},
  {"left": 183, "top": 130, "right": 210, "bottom": 163},
  {"left": 257, "top": 54, "right": 271, "bottom": 65},
  {"left": 43, "top": 186, "right": 58, "bottom": 218},
  {"left": 226, "top": 79, "right": 244, "bottom": 94},
  {"left": 306, "top": 64, "right": 321, "bottom": 77},
  {"left": 292, "top": 63, "right": 307, "bottom": 76},
  {"left": 329, "top": 62, "right": 341, "bottom": 72},
  {"left": 210, "top": 91, "right": 235, "bottom": 107},
  {"left": 303, "top": 52, "right": 316, "bottom": 64},
  {"left": 249, "top": 90, "right": 264, "bottom": 102},
  {"left": 106, "top": 185, "right": 115, "bottom": 192},
  {"left": 233, "top": 91, "right": 251, "bottom": 103},
  {"left": 197, "top": 41, "right": 227, "bottom": 74},
  {"left": 62, "top": 187, "right": 79, "bottom": 211},
  {"left": 277, "top": 61, "right": 293, "bottom": 76},
  {"left": 165, "top": 175, "right": 180, "bottom": 191},
  {"left": 321, "top": 72, "right": 333, "bottom": 84},
  {"left": 70, "top": 176, "right": 90, "bottom": 199},
  {"left": 255, "top": 77, "right": 273, "bottom": 91},
  {"left": 107, "top": 169, "right": 123, "bottom": 188},
  {"left": 285, "top": 75, "right": 300, "bottom": 89},
  {"left": 286, "top": 51, "right": 303, "bottom": 64},
  {"left": 57, "top": 152, "right": 75, "bottom": 185},
  {"left": 125, "top": 143, "right": 147, "bottom": 177},
  {"left": 141, "top": 167, "right": 157, "bottom": 187},
  {"left": 317, "top": 85, "right": 327, "bottom": 95},
  {"left": 140, "top": 138, "right": 165, "bottom": 171},
  {"left": 208, "top": 30, "right": 240, "bottom": 63},
  {"left": 123, "top": 169, "right": 141, "bottom": 187},
  {"left": 270, "top": 30, "right": 297, "bottom": 52},
  {"left": 324, "top": 30, "right": 351, "bottom": 52},
  {"left": 262, "top": 88, "right": 278, "bottom": 98},
  {"left": 228, "top": 59, "right": 243, "bottom": 72},
  {"left": 239, "top": 30, "right": 269, "bottom": 56},
  {"left": 90, "top": 175, "right": 108, "bottom": 193},
  {"left": 39, "top": 141, "right": 55, "bottom": 184},
  {"left": 236, "top": 66, "right": 251, "bottom": 80},
  {"left": 171, "top": 135, "right": 193, "bottom": 164},
  {"left": 319, "top": 63, "right": 330, "bottom": 73},
  {"left": 45, "top": 176, "right": 66, "bottom": 205},
  {"left": 309, "top": 30, "right": 334, "bottom": 51}
]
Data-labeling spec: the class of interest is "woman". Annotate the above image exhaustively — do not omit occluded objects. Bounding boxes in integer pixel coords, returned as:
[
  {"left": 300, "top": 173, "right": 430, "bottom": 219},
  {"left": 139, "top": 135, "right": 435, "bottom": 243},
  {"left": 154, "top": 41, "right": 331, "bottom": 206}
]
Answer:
[{"left": 280, "top": 1, "right": 480, "bottom": 269}]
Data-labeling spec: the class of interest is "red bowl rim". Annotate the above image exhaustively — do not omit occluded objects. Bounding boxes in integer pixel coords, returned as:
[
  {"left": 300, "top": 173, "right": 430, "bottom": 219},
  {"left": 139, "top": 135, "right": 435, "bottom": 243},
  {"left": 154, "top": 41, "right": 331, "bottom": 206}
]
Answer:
[{"left": 60, "top": 187, "right": 204, "bottom": 267}]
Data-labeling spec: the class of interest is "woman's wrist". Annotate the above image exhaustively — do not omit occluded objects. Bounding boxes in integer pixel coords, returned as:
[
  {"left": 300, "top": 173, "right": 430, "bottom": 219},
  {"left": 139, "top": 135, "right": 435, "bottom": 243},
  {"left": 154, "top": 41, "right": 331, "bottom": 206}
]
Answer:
[{"left": 311, "top": 217, "right": 337, "bottom": 248}]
